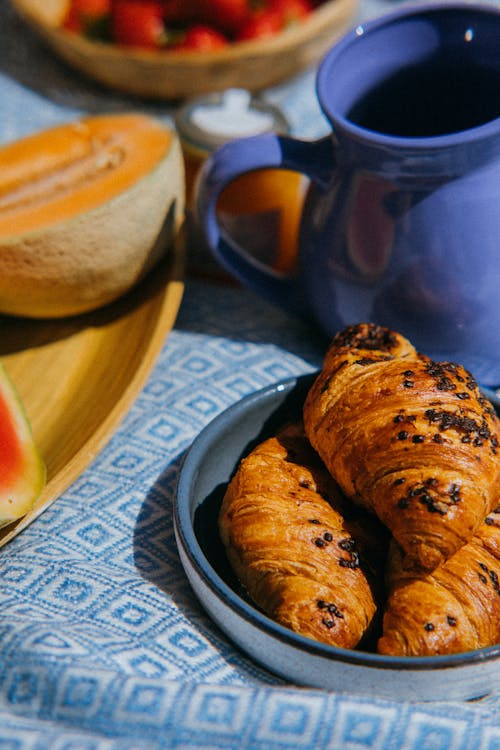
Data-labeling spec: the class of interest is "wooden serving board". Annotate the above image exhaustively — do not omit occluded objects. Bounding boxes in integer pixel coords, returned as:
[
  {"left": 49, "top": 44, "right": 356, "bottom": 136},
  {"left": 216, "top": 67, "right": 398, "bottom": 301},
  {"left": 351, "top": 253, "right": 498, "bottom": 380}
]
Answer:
[{"left": 0, "top": 233, "right": 184, "bottom": 548}]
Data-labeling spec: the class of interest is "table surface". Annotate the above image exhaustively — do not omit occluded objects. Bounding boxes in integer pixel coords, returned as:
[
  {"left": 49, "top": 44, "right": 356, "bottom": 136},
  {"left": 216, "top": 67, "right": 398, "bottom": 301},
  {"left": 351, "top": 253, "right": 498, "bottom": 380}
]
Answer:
[{"left": 2, "top": 1, "right": 500, "bottom": 747}]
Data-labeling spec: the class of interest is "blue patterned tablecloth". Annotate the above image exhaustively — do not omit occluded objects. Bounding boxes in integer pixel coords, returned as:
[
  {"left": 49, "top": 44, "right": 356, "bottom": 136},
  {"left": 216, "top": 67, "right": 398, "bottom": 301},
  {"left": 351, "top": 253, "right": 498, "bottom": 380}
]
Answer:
[{"left": 2, "top": 1, "right": 500, "bottom": 747}]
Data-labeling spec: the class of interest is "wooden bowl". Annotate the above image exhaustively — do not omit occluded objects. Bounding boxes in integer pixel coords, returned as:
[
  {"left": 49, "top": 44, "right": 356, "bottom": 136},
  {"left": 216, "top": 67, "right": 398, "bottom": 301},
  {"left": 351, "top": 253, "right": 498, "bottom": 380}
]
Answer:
[{"left": 11, "top": 0, "right": 358, "bottom": 99}]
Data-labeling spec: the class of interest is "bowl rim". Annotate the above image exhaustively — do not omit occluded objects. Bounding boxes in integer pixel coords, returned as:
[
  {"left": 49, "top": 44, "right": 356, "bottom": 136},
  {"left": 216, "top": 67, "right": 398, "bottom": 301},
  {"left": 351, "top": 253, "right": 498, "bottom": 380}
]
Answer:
[{"left": 174, "top": 373, "right": 500, "bottom": 673}]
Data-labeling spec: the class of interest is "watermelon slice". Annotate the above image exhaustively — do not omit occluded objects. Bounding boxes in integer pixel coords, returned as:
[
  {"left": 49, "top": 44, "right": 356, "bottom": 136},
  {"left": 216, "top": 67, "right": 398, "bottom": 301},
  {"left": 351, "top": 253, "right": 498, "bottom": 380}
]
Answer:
[{"left": 0, "top": 363, "right": 46, "bottom": 527}]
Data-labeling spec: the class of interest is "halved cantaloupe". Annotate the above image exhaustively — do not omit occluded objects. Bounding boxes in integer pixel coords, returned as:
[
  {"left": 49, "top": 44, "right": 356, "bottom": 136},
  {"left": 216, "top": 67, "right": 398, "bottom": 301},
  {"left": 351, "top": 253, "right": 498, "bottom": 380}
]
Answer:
[
  {"left": 0, "top": 112, "right": 184, "bottom": 318},
  {"left": 0, "top": 362, "right": 46, "bottom": 527}
]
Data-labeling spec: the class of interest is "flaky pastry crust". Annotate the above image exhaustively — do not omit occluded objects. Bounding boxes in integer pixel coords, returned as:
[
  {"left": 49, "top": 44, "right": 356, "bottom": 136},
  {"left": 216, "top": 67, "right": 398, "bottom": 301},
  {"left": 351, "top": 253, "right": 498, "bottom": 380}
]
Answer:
[
  {"left": 378, "top": 507, "right": 500, "bottom": 655},
  {"left": 219, "top": 423, "right": 385, "bottom": 649},
  {"left": 303, "top": 323, "right": 500, "bottom": 572}
]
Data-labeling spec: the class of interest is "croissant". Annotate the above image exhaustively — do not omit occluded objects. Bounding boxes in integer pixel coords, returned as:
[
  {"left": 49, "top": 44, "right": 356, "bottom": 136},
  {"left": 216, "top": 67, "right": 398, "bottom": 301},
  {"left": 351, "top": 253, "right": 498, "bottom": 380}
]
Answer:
[
  {"left": 378, "top": 506, "right": 500, "bottom": 655},
  {"left": 218, "top": 423, "right": 386, "bottom": 649},
  {"left": 303, "top": 323, "right": 500, "bottom": 572}
]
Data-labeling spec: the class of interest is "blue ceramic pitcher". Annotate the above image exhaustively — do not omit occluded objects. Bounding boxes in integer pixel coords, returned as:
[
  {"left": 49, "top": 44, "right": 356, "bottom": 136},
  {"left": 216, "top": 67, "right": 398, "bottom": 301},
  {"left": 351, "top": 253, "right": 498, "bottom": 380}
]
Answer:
[{"left": 196, "top": 2, "right": 500, "bottom": 385}]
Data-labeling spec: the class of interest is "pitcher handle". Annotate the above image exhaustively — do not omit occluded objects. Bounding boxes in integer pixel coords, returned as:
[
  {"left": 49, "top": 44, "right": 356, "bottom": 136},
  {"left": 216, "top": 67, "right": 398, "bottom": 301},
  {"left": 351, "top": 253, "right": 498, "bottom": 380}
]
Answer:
[{"left": 195, "top": 133, "right": 336, "bottom": 314}]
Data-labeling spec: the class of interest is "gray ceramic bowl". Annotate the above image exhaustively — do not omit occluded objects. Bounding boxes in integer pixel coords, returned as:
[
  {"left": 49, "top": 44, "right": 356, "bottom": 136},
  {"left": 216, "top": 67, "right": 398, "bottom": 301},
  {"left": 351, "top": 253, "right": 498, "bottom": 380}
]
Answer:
[{"left": 174, "top": 374, "right": 500, "bottom": 702}]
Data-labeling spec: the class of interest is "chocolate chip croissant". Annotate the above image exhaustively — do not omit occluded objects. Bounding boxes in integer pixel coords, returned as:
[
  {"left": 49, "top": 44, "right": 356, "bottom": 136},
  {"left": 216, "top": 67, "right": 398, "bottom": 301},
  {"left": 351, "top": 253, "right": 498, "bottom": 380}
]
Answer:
[
  {"left": 378, "top": 507, "right": 500, "bottom": 656},
  {"left": 218, "top": 423, "right": 385, "bottom": 649},
  {"left": 303, "top": 323, "right": 500, "bottom": 572}
]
